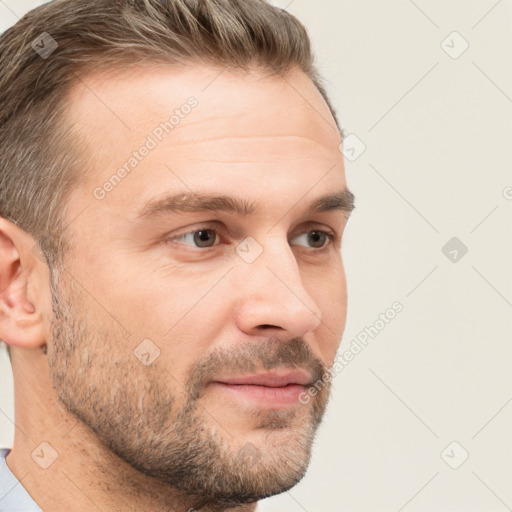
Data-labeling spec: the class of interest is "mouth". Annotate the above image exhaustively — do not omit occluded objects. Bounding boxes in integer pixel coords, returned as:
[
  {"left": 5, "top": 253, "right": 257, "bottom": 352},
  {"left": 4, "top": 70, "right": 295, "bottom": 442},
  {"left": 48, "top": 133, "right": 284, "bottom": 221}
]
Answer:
[{"left": 209, "top": 370, "right": 313, "bottom": 409}]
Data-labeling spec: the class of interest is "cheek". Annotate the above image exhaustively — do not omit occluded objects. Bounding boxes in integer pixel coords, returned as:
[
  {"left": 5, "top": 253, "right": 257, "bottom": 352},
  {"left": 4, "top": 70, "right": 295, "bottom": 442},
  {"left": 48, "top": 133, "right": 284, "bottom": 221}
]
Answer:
[
  {"left": 307, "top": 262, "right": 347, "bottom": 361},
  {"left": 114, "top": 269, "right": 229, "bottom": 372},
  {"left": 62, "top": 243, "right": 231, "bottom": 389},
  {"left": 83, "top": 258, "right": 196, "bottom": 340}
]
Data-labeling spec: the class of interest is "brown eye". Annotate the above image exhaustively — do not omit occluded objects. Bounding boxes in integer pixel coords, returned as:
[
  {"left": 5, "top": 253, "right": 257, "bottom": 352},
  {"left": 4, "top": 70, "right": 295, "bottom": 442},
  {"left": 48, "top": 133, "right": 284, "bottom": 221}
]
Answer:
[
  {"left": 307, "top": 230, "right": 328, "bottom": 248},
  {"left": 170, "top": 228, "right": 220, "bottom": 248},
  {"left": 193, "top": 229, "right": 217, "bottom": 248},
  {"left": 291, "top": 230, "right": 333, "bottom": 250}
]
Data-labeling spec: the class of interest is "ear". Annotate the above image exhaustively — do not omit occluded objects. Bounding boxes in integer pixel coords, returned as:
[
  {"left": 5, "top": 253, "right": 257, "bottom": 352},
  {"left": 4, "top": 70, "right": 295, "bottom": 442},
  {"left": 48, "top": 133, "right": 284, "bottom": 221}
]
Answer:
[{"left": 0, "top": 217, "right": 51, "bottom": 350}]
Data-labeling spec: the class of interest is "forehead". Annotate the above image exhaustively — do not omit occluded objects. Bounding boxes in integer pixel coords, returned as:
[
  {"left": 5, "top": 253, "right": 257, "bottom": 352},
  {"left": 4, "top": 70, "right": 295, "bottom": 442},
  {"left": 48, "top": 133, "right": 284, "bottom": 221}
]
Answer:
[
  {"left": 64, "top": 62, "right": 341, "bottom": 158},
  {"left": 61, "top": 63, "right": 345, "bottom": 227}
]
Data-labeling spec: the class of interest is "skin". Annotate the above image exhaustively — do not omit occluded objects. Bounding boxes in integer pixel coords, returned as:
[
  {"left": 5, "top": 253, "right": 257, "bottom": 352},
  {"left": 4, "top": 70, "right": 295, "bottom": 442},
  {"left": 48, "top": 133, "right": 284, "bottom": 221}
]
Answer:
[{"left": 0, "top": 63, "right": 352, "bottom": 512}]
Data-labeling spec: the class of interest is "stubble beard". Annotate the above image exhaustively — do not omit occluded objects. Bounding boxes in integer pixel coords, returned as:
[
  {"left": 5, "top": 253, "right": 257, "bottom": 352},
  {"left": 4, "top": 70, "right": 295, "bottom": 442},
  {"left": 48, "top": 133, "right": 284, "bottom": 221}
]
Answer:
[{"left": 46, "top": 271, "right": 332, "bottom": 509}]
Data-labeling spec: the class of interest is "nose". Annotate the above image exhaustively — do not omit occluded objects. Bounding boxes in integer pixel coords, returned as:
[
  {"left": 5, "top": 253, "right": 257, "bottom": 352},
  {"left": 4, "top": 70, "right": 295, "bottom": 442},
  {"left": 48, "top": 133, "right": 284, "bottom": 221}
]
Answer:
[{"left": 233, "top": 235, "right": 323, "bottom": 338}]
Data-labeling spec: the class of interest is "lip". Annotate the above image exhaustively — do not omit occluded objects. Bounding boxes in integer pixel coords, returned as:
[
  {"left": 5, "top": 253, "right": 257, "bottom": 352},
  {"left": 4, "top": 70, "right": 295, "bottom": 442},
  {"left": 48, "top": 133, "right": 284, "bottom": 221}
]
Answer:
[
  {"left": 212, "top": 370, "right": 313, "bottom": 387},
  {"left": 208, "top": 370, "right": 313, "bottom": 409}
]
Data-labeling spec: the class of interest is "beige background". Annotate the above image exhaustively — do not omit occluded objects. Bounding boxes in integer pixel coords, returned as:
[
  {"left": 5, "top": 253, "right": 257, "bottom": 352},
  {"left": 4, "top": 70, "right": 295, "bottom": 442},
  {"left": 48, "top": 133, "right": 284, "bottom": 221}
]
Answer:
[{"left": 1, "top": 1, "right": 511, "bottom": 510}]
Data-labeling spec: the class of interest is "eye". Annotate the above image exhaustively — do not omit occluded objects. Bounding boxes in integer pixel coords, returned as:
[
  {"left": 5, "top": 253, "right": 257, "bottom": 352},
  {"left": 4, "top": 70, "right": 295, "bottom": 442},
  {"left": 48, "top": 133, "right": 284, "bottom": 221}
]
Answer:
[
  {"left": 290, "top": 230, "right": 336, "bottom": 250},
  {"left": 169, "top": 227, "right": 221, "bottom": 248},
  {"left": 166, "top": 225, "right": 337, "bottom": 252}
]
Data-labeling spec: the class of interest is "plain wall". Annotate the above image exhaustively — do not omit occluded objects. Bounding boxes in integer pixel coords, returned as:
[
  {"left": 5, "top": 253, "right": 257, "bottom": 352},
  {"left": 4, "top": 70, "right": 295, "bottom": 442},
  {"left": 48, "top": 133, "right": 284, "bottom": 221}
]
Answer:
[{"left": 1, "top": 1, "right": 511, "bottom": 510}]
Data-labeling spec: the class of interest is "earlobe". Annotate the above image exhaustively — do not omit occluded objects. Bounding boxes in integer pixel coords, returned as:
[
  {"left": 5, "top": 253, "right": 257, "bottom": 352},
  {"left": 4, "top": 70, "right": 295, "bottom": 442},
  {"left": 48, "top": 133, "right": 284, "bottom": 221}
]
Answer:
[{"left": 0, "top": 218, "right": 49, "bottom": 350}]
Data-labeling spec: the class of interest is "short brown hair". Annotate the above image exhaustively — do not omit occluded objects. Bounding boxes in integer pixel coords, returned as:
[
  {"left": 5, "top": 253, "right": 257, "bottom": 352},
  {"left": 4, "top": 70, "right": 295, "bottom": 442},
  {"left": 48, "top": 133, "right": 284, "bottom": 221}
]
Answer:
[{"left": 0, "top": 1, "right": 343, "bottom": 369}]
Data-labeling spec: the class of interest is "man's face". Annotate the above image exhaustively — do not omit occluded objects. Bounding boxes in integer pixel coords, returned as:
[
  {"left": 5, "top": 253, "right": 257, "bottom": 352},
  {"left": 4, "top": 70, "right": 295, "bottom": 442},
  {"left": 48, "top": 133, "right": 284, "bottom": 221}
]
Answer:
[{"left": 47, "top": 63, "right": 351, "bottom": 507}]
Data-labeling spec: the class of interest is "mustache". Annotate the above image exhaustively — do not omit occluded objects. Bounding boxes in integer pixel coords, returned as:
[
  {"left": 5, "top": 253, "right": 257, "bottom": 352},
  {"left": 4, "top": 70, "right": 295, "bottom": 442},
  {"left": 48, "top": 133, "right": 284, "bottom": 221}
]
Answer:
[{"left": 184, "top": 337, "right": 328, "bottom": 401}]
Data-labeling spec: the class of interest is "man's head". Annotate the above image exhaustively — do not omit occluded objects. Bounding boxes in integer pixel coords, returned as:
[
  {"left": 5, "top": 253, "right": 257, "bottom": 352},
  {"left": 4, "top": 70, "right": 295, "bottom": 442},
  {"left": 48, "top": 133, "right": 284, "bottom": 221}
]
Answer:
[{"left": 0, "top": 0, "right": 353, "bottom": 509}]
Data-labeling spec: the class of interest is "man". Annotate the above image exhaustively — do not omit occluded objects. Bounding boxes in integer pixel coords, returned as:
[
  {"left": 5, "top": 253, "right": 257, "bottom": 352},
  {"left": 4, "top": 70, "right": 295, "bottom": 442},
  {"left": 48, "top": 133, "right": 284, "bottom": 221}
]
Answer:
[{"left": 0, "top": 0, "right": 354, "bottom": 510}]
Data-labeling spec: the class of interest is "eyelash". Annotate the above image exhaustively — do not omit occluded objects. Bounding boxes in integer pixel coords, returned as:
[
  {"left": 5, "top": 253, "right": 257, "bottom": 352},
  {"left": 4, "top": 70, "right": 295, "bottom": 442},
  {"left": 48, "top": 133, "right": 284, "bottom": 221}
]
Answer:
[{"left": 166, "top": 224, "right": 338, "bottom": 254}]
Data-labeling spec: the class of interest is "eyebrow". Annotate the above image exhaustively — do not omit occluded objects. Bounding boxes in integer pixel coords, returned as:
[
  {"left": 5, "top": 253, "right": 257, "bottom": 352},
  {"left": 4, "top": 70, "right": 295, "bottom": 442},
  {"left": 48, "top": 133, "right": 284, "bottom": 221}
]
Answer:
[{"left": 137, "top": 188, "right": 355, "bottom": 220}]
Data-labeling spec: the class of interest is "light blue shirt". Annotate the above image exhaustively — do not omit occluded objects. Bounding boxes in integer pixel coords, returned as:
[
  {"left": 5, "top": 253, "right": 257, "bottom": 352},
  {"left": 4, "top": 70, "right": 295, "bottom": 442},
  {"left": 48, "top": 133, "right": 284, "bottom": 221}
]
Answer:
[{"left": 0, "top": 448, "right": 42, "bottom": 511}]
